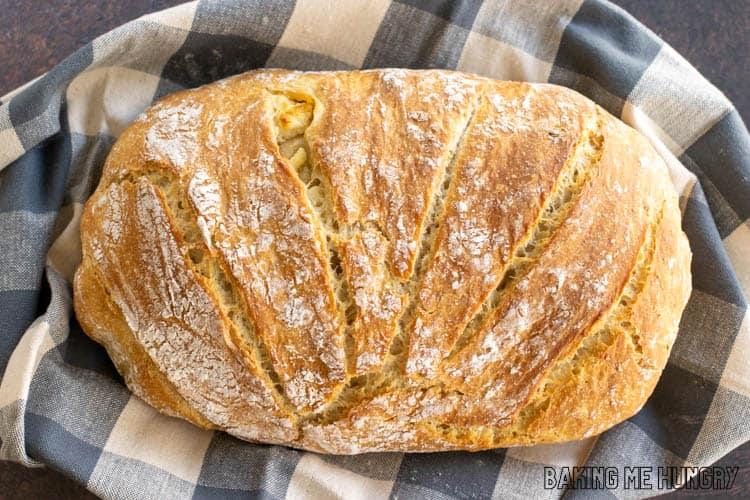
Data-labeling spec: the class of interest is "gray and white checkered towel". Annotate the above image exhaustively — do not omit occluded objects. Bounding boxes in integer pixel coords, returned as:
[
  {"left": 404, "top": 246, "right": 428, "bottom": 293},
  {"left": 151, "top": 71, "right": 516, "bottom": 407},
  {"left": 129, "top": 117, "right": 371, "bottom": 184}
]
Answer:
[{"left": 1, "top": 1, "right": 748, "bottom": 498}]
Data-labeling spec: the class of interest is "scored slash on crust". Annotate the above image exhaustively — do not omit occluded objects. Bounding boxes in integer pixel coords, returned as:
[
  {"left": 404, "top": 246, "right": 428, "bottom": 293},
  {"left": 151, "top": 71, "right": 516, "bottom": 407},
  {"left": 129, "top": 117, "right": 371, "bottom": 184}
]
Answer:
[{"left": 73, "top": 69, "right": 692, "bottom": 453}]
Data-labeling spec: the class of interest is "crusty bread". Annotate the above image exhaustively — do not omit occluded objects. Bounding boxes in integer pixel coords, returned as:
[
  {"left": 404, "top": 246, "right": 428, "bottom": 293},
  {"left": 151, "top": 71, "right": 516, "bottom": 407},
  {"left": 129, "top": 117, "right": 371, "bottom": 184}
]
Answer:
[{"left": 73, "top": 69, "right": 691, "bottom": 453}]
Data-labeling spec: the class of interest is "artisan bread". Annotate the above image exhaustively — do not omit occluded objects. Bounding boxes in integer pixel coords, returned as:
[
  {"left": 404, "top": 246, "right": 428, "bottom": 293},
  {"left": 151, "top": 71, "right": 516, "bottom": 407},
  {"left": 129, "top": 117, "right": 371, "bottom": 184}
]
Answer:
[{"left": 73, "top": 69, "right": 691, "bottom": 453}]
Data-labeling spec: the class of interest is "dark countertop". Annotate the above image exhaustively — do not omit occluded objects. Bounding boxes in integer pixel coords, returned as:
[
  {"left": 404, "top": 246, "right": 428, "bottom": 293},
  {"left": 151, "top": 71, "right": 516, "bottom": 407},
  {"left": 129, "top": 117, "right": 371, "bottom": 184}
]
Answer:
[{"left": 0, "top": 1, "right": 748, "bottom": 499}]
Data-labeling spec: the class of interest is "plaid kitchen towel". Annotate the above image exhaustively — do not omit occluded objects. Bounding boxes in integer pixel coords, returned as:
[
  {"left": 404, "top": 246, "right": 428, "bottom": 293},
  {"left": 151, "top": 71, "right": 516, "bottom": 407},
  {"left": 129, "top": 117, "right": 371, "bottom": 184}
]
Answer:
[{"left": 1, "top": 1, "right": 748, "bottom": 498}]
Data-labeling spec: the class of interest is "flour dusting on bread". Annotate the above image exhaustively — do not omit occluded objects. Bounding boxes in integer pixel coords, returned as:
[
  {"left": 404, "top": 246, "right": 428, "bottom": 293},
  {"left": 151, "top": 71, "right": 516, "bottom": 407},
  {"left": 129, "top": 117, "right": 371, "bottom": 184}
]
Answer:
[{"left": 74, "top": 69, "right": 691, "bottom": 453}]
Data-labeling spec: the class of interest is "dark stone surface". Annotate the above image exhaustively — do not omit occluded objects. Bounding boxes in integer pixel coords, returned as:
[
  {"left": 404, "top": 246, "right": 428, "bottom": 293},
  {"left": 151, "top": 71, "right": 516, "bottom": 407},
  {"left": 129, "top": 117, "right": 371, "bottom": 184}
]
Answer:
[
  {"left": 0, "top": 1, "right": 747, "bottom": 499},
  {"left": 0, "top": 0, "right": 183, "bottom": 98},
  {"left": 614, "top": 0, "right": 750, "bottom": 125}
]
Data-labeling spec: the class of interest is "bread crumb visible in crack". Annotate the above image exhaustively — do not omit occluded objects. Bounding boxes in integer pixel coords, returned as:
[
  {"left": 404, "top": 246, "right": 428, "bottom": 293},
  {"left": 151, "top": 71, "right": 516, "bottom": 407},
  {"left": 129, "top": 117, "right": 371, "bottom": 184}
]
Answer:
[{"left": 448, "top": 111, "right": 605, "bottom": 364}]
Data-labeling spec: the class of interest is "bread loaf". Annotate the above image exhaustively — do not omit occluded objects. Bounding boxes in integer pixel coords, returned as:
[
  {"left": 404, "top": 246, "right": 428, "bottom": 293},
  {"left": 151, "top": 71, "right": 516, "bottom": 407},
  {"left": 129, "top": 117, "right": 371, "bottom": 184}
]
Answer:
[{"left": 73, "top": 69, "right": 691, "bottom": 453}]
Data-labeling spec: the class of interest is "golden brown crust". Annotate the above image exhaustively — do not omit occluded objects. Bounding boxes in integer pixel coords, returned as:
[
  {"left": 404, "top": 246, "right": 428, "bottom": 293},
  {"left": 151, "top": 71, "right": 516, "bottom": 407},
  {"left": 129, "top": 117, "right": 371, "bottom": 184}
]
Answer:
[
  {"left": 73, "top": 69, "right": 691, "bottom": 453},
  {"left": 405, "top": 82, "right": 595, "bottom": 380},
  {"left": 76, "top": 178, "right": 296, "bottom": 442},
  {"left": 74, "top": 258, "right": 217, "bottom": 429}
]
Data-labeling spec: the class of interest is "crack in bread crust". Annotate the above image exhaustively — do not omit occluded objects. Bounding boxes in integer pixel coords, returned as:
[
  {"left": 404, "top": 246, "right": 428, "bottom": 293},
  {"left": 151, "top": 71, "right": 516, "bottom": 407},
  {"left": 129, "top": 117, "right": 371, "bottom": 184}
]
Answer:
[
  {"left": 447, "top": 110, "right": 604, "bottom": 364},
  {"left": 422, "top": 202, "right": 666, "bottom": 447},
  {"left": 293, "top": 95, "right": 482, "bottom": 427},
  {"left": 284, "top": 93, "right": 483, "bottom": 426},
  {"left": 271, "top": 91, "right": 360, "bottom": 377},
  {"left": 113, "top": 171, "right": 299, "bottom": 423},
  {"left": 74, "top": 69, "right": 692, "bottom": 452},
  {"left": 77, "top": 258, "right": 219, "bottom": 429},
  {"left": 385, "top": 100, "right": 481, "bottom": 373}
]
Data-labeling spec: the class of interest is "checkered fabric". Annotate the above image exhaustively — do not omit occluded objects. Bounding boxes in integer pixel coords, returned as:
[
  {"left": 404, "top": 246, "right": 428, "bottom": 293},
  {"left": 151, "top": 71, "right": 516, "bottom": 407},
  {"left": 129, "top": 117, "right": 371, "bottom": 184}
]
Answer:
[{"left": 1, "top": 1, "right": 748, "bottom": 498}]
